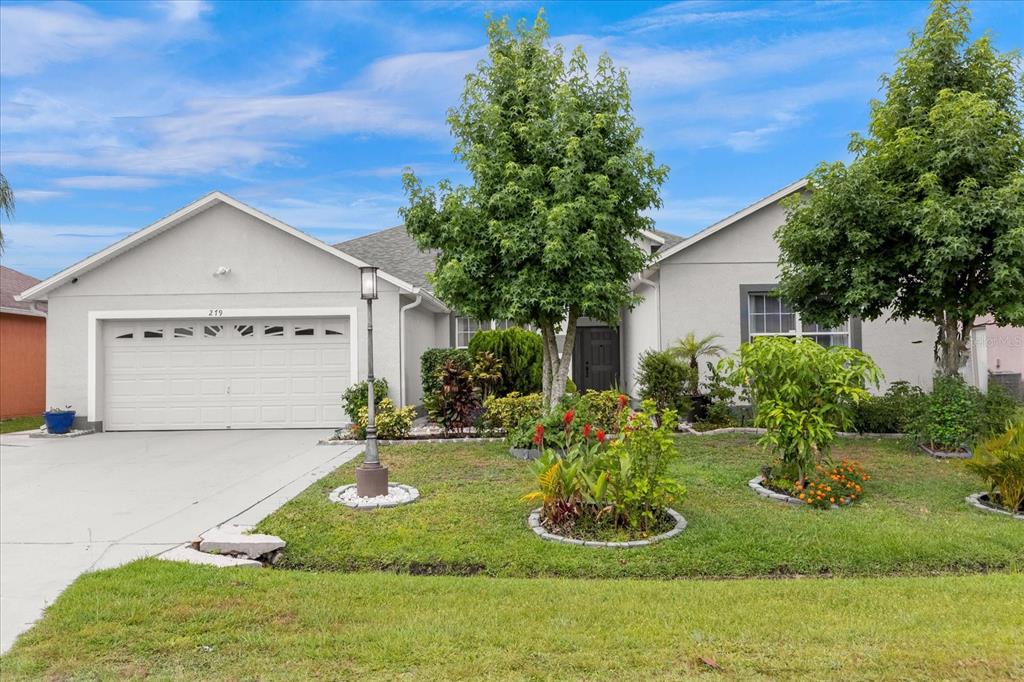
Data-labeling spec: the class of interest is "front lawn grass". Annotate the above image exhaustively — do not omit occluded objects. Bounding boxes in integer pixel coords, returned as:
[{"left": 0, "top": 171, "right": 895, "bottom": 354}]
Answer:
[
  {"left": 0, "top": 415, "right": 42, "bottom": 434},
  {"left": 258, "top": 435, "right": 1024, "bottom": 578},
  {"left": 2, "top": 560, "right": 1021, "bottom": 681}
]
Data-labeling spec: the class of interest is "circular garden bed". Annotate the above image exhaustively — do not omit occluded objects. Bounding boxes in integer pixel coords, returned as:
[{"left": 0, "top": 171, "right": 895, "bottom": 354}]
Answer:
[
  {"left": 329, "top": 483, "right": 420, "bottom": 509},
  {"left": 527, "top": 507, "right": 686, "bottom": 548},
  {"left": 965, "top": 492, "right": 1024, "bottom": 520},
  {"left": 749, "top": 476, "right": 856, "bottom": 509}
]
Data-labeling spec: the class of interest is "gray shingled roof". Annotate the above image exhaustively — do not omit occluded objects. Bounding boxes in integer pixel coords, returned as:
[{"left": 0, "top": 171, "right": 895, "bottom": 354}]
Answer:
[
  {"left": 0, "top": 265, "right": 47, "bottom": 314},
  {"left": 334, "top": 225, "right": 683, "bottom": 292},
  {"left": 334, "top": 226, "right": 438, "bottom": 291}
]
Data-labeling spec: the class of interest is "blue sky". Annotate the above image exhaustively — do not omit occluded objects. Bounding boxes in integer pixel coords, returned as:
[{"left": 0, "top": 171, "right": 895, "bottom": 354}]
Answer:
[{"left": 1, "top": 0, "right": 1021, "bottom": 278}]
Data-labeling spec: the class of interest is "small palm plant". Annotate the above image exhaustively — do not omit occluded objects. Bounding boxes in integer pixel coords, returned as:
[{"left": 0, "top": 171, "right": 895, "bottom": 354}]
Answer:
[
  {"left": 669, "top": 332, "right": 726, "bottom": 394},
  {"left": 964, "top": 418, "right": 1024, "bottom": 513}
]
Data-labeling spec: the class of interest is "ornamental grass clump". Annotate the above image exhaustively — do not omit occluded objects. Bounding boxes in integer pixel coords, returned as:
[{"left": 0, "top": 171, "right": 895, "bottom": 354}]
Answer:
[
  {"left": 522, "top": 399, "right": 684, "bottom": 540},
  {"left": 722, "top": 336, "right": 880, "bottom": 502}
]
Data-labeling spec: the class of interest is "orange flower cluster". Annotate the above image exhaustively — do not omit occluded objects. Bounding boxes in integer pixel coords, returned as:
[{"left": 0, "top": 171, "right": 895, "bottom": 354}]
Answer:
[{"left": 793, "top": 460, "right": 868, "bottom": 509}]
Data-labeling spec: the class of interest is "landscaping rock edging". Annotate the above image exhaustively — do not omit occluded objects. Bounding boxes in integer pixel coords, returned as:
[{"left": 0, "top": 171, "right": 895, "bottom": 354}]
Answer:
[
  {"left": 329, "top": 483, "right": 420, "bottom": 508},
  {"left": 965, "top": 492, "right": 1024, "bottom": 520},
  {"left": 679, "top": 426, "right": 907, "bottom": 439},
  {"left": 29, "top": 428, "right": 96, "bottom": 439},
  {"left": 919, "top": 443, "right": 972, "bottom": 459},
  {"left": 749, "top": 476, "right": 853, "bottom": 509},
  {"left": 526, "top": 507, "right": 686, "bottom": 548},
  {"left": 320, "top": 436, "right": 505, "bottom": 446}
]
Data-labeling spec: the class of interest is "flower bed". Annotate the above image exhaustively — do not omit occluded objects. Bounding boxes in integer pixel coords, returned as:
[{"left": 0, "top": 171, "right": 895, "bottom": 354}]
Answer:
[
  {"left": 752, "top": 460, "right": 868, "bottom": 509},
  {"left": 522, "top": 400, "right": 687, "bottom": 545},
  {"left": 527, "top": 506, "right": 686, "bottom": 547}
]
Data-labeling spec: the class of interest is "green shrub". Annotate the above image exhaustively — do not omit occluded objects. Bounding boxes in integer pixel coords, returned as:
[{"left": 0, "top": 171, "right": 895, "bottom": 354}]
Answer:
[
  {"left": 483, "top": 392, "right": 543, "bottom": 430},
  {"left": 468, "top": 328, "right": 543, "bottom": 396},
  {"left": 576, "top": 389, "right": 628, "bottom": 432},
  {"left": 852, "top": 381, "right": 926, "bottom": 434},
  {"left": 351, "top": 398, "right": 414, "bottom": 440},
  {"left": 915, "top": 375, "right": 980, "bottom": 451},
  {"left": 964, "top": 419, "right": 1024, "bottom": 513},
  {"left": 636, "top": 350, "right": 689, "bottom": 412},
  {"left": 698, "top": 361, "right": 736, "bottom": 428},
  {"left": 421, "top": 348, "right": 473, "bottom": 418},
  {"left": 978, "top": 383, "right": 1022, "bottom": 438},
  {"left": 721, "top": 337, "right": 880, "bottom": 483},
  {"left": 342, "top": 378, "right": 389, "bottom": 423}
]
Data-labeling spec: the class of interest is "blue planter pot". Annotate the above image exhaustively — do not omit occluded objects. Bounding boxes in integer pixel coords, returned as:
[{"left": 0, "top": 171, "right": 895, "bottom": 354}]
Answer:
[{"left": 44, "top": 411, "right": 76, "bottom": 434}]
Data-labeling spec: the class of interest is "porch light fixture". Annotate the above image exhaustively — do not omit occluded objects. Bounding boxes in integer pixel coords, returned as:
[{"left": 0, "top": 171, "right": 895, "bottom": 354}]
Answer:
[{"left": 360, "top": 266, "right": 378, "bottom": 300}]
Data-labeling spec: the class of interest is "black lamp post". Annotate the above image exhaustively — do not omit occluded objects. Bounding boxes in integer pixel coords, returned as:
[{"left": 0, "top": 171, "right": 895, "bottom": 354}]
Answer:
[{"left": 356, "top": 266, "right": 388, "bottom": 498}]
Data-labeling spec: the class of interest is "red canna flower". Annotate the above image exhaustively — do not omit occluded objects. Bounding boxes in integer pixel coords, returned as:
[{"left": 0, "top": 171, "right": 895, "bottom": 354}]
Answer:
[
  {"left": 533, "top": 423, "right": 545, "bottom": 446},
  {"left": 618, "top": 394, "right": 628, "bottom": 408},
  {"left": 583, "top": 423, "right": 592, "bottom": 438},
  {"left": 596, "top": 429, "right": 606, "bottom": 443},
  {"left": 563, "top": 409, "right": 575, "bottom": 425}
]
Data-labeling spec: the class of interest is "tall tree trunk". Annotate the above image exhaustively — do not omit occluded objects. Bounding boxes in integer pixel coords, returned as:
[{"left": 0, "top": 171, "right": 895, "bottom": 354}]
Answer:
[
  {"left": 540, "top": 311, "right": 579, "bottom": 410},
  {"left": 934, "top": 312, "right": 972, "bottom": 376}
]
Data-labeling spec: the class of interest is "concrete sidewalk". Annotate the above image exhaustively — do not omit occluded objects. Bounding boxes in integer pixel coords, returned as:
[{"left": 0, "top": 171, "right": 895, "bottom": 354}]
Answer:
[{"left": 0, "top": 429, "right": 360, "bottom": 652}]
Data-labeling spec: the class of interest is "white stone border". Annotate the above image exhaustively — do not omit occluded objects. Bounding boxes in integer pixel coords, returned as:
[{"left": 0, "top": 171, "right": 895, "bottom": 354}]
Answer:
[
  {"left": 320, "top": 436, "right": 504, "bottom": 446},
  {"left": 965, "top": 492, "right": 1024, "bottom": 520},
  {"left": 748, "top": 476, "right": 853, "bottom": 509},
  {"left": 29, "top": 428, "right": 95, "bottom": 439},
  {"left": 328, "top": 483, "right": 420, "bottom": 509},
  {"left": 527, "top": 507, "right": 686, "bottom": 548}
]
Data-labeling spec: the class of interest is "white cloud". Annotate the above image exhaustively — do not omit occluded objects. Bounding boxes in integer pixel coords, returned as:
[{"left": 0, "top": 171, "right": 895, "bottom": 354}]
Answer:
[
  {"left": 618, "top": 1, "right": 786, "bottom": 33},
  {"left": 154, "top": 0, "right": 211, "bottom": 23},
  {"left": 249, "top": 192, "right": 407, "bottom": 233},
  {"left": 10, "top": 189, "right": 68, "bottom": 202},
  {"left": 0, "top": 222, "right": 133, "bottom": 277},
  {"left": 0, "top": 4, "right": 145, "bottom": 76},
  {"left": 54, "top": 175, "right": 164, "bottom": 190}
]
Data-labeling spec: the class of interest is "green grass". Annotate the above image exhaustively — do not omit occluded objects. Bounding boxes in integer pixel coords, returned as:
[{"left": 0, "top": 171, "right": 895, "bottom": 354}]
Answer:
[
  {"left": 2, "top": 560, "right": 1021, "bottom": 681},
  {"left": 0, "top": 415, "right": 42, "bottom": 434},
  {"left": 258, "top": 435, "right": 1024, "bottom": 578}
]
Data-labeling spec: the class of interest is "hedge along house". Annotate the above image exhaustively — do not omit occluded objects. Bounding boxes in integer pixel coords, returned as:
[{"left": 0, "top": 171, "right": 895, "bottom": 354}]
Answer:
[{"left": 16, "top": 193, "right": 451, "bottom": 431}]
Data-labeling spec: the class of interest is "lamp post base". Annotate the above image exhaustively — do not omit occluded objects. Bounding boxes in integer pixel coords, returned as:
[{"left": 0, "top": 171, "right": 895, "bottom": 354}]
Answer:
[{"left": 355, "top": 463, "right": 389, "bottom": 498}]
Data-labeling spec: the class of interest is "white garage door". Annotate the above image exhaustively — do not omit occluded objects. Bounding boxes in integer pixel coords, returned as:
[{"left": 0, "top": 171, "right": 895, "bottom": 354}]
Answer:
[{"left": 103, "top": 317, "right": 351, "bottom": 430}]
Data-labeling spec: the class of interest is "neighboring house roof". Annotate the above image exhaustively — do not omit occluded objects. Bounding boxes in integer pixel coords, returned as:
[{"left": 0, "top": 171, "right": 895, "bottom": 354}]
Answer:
[
  {"left": 16, "top": 192, "right": 435, "bottom": 303},
  {"left": 334, "top": 226, "right": 438, "bottom": 292},
  {"left": 653, "top": 178, "right": 808, "bottom": 264},
  {"left": 0, "top": 266, "right": 47, "bottom": 317}
]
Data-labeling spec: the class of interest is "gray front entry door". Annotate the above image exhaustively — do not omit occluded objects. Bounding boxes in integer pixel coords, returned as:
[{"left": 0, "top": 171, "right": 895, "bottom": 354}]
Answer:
[{"left": 572, "top": 326, "right": 620, "bottom": 393}]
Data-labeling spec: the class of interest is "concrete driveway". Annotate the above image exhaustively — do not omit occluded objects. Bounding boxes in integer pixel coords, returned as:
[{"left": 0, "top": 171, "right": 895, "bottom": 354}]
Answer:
[{"left": 0, "top": 429, "right": 361, "bottom": 652}]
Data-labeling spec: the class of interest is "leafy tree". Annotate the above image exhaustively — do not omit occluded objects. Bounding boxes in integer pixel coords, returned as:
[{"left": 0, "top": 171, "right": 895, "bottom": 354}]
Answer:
[
  {"left": 401, "top": 14, "right": 667, "bottom": 409},
  {"left": 0, "top": 170, "right": 14, "bottom": 254},
  {"left": 775, "top": 0, "right": 1024, "bottom": 376}
]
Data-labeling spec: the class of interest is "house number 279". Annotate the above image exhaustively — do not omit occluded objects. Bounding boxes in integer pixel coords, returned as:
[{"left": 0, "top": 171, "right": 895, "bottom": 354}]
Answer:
[{"left": 208, "top": 309, "right": 224, "bottom": 317}]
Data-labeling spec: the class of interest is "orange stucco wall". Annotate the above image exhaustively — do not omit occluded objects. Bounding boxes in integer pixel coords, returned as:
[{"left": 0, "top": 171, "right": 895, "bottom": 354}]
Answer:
[{"left": 0, "top": 312, "right": 46, "bottom": 419}]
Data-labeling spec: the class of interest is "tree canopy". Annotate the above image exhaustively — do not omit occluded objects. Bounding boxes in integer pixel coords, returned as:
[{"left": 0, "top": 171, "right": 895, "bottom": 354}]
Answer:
[
  {"left": 401, "top": 14, "right": 667, "bottom": 406},
  {"left": 775, "top": 0, "right": 1024, "bottom": 375}
]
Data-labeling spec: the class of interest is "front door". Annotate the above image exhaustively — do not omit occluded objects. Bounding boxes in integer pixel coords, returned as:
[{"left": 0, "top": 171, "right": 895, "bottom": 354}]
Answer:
[{"left": 572, "top": 326, "right": 620, "bottom": 393}]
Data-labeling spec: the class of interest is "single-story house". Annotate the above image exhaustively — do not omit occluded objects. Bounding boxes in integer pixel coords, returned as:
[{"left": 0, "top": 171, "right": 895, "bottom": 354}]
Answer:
[
  {"left": 17, "top": 182, "right": 944, "bottom": 431},
  {"left": 1, "top": 265, "right": 47, "bottom": 419}
]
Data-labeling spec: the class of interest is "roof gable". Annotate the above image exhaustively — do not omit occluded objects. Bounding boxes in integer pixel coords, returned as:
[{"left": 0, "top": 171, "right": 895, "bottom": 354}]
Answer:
[
  {"left": 653, "top": 179, "right": 807, "bottom": 264},
  {"left": 17, "top": 192, "right": 421, "bottom": 302},
  {"left": 1, "top": 265, "right": 47, "bottom": 316}
]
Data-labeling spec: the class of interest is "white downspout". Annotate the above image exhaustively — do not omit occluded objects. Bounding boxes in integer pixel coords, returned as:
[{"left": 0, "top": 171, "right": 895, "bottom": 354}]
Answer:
[{"left": 399, "top": 294, "right": 424, "bottom": 407}]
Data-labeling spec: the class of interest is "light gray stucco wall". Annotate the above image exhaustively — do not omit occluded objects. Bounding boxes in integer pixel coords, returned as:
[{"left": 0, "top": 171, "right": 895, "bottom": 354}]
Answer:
[
  {"left": 621, "top": 272, "right": 661, "bottom": 397},
  {"left": 656, "top": 199, "right": 937, "bottom": 392},
  {"left": 401, "top": 300, "right": 450, "bottom": 407},
  {"left": 43, "top": 202, "right": 406, "bottom": 422}
]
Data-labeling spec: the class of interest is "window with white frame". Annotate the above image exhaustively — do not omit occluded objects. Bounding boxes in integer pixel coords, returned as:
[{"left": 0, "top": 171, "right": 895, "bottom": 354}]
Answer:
[
  {"left": 455, "top": 317, "right": 517, "bottom": 347},
  {"left": 747, "top": 292, "right": 850, "bottom": 347}
]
